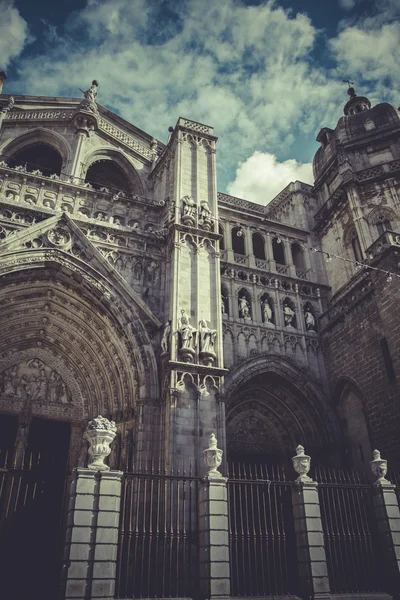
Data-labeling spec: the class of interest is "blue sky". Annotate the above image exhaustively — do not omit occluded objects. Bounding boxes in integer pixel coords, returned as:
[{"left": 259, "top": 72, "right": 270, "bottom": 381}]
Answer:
[{"left": 1, "top": 0, "right": 399, "bottom": 204}]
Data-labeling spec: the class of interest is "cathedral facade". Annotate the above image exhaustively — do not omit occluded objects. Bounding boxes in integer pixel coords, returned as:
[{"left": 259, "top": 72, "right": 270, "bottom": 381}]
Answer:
[{"left": 1, "top": 77, "right": 400, "bottom": 600}]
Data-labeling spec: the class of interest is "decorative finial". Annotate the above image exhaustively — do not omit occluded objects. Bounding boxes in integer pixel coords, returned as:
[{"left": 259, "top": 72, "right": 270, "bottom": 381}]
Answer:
[
  {"left": 292, "top": 444, "right": 313, "bottom": 483},
  {"left": 84, "top": 415, "right": 117, "bottom": 471},
  {"left": 370, "top": 449, "right": 391, "bottom": 486},
  {"left": 342, "top": 79, "right": 356, "bottom": 98},
  {"left": 203, "top": 433, "right": 223, "bottom": 478}
]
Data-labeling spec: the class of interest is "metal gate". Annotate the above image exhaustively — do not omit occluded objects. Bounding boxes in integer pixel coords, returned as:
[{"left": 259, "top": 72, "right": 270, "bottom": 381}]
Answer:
[
  {"left": 315, "top": 466, "right": 382, "bottom": 594},
  {"left": 227, "top": 461, "right": 299, "bottom": 596},
  {"left": 0, "top": 415, "right": 71, "bottom": 600},
  {"left": 116, "top": 466, "right": 201, "bottom": 598}
]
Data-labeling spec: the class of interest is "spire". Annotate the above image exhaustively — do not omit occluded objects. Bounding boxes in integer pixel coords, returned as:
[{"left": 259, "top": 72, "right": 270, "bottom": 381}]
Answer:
[{"left": 342, "top": 82, "right": 371, "bottom": 116}]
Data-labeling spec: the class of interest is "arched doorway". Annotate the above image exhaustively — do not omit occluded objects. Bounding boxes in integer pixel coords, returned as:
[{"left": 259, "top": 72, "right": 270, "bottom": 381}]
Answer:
[{"left": 224, "top": 356, "right": 339, "bottom": 474}]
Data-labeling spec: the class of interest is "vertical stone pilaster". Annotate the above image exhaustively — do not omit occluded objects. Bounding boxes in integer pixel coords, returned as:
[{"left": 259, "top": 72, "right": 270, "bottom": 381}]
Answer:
[
  {"left": 200, "top": 435, "right": 230, "bottom": 600},
  {"left": 62, "top": 468, "right": 123, "bottom": 600},
  {"left": 292, "top": 482, "right": 331, "bottom": 599}
]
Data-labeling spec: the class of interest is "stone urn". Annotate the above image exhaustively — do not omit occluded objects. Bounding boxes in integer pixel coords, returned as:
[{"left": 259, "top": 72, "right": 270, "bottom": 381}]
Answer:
[
  {"left": 85, "top": 415, "right": 117, "bottom": 471},
  {"left": 292, "top": 444, "right": 313, "bottom": 483},
  {"left": 203, "top": 433, "right": 223, "bottom": 479},
  {"left": 370, "top": 449, "right": 391, "bottom": 486}
]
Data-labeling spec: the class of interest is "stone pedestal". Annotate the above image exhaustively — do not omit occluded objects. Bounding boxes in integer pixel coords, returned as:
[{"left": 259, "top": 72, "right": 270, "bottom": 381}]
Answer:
[
  {"left": 199, "top": 478, "right": 230, "bottom": 600},
  {"left": 292, "top": 481, "right": 331, "bottom": 600},
  {"left": 372, "top": 484, "right": 400, "bottom": 595},
  {"left": 61, "top": 468, "right": 123, "bottom": 600}
]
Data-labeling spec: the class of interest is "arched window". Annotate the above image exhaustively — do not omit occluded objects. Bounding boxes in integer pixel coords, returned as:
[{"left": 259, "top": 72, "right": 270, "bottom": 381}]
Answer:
[
  {"left": 85, "top": 160, "right": 132, "bottom": 194},
  {"left": 337, "top": 382, "right": 372, "bottom": 471},
  {"left": 350, "top": 230, "right": 362, "bottom": 262},
  {"left": 8, "top": 142, "right": 62, "bottom": 176},
  {"left": 272, "top": 237, "right": 285, "bottom": 264},
  {"left": 252, "top": 233, "right": 265, "bottom": 260},
  {"left": 232, "top": 227, "right": 245, "bottom": 255},
  {"left": 219, "top": 224, "right": 225, "bottom": 250},
  {"left": 291, "top": 243, "right": 305, "bottom": 269},
  {"left": 376, "top": 217, "right": 391, "bottom": 236}
]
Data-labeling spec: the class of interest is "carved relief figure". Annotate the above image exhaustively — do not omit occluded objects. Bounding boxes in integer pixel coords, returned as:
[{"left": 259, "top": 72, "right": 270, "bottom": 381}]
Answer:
[
  {"left": 304, "top": 307, "right": 316, "bottom": 331},
  {"left": 181, "top": 195, "right": 196, "bottom": 225},
  {"left": 198, "top": 319, "right": 217, "bottom": 354},
  {"left": 198, "top": 200, "right": 214, "bottom": 230},
  {"left": 178, "top": 310, "right": 196, "bottom": 350},
  {"left": 261, "top": 298, "right": 273, "bottom": 323},
  {"left": 283, "top": 302, "right": 295, "bottom": 327},
  {"left": 0, "top": 360, "right": 71, "bottom": 404},
  {"left": 161, "top": 321, "right": 171, "bottom": 354},
  {"left": 239, "top": 296, "right": 251, "bottom": 320}
]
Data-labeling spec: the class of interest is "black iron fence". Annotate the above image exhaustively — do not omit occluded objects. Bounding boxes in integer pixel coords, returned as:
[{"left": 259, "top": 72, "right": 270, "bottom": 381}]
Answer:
[
  {"left": 226, "top": 461, "right": 299, "bottom": 597},
  {"left": 115, "top": 466, "right": 201, "bottom": 599},
  {"left": 315, "top": 466, "right": 381, "bottom": 594}
]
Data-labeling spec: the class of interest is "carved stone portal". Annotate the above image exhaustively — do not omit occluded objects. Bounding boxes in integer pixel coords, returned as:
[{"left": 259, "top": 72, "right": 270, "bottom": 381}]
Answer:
[{"left": 1, "top": 359, "right": 71, "bottom": 404}]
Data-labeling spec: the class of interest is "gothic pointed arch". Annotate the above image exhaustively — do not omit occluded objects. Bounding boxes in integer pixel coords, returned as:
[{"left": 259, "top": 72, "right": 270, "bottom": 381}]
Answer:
[
  {"left": 224, "top": 355, "right": 339, "bottom": 465},
  {"left": 0, "top": 127, "right": 71, "bottom": 174},
  {"left": 81, "top": 148, "right": 144, "bottom": 196}
]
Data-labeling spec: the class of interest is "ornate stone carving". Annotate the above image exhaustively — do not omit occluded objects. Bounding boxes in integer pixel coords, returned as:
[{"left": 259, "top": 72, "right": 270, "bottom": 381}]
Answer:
[
  {"left": 1, "top": 359, "right": 71, "bottom": 404},
  {"left": 177, "top": 309, "right": 196, "bottom": 362},
  {"left": 85, "top": 415, "right": 117, "bottom": 471},
  {"left": 47, "top": 227, "right": 71, "bottom": 249},
  {"left": 161, "top": 321, "right": 171, "bottom": 355},
  {"left": 261, "top": 297, "right": 273, "bottom": 323},
  {"left": 283, "top": 300, "right": 296, "bottom": 327},
  {"left": 370, "top": 449, "right": 391, "bottom": 486},
  {"left": 181, "top": 195, "right": 197, "bottom": 226},
  {"left": 203, "top": 433, "right": 223, "bottom": 479},
  {"left": 198, "top": 318, "right": 217, "bottom": 366},
  {"left": 292, "top": 444, "right": 313, "bottom": 483},
  {"left": 239, "top": 295, "right": 251, "bottom": 320},
  {"left": 198, "top": 201, "right": 214, "bottom": 231},
  {"left": 304, "top": 306, "right": 316, "bottom": 331}
]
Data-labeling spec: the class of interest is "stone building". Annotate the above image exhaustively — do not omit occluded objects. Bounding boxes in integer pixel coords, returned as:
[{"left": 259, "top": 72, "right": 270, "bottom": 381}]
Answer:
[{"left": 0, "top": 78, "right": 400, "bottom": 600}]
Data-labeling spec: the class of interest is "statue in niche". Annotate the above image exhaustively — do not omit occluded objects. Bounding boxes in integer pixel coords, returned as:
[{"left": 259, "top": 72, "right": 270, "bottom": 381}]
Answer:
[
  {"left": 177, "top": 309, "right": 196, "bottom": 362},
  {"left": 239, "top": 296, "right": 251, "bottom": 320},
  {"left": 304, "top": 307, "right": 316, "bottom": 331},
  {"left": 161, "top": 321, "right": 172, "bottom": 354},
  {"left": 221, "top": 294, "right": 228, "bottom": 315},
  {"left": 199, "top": 319, "right": 217, "bottom": 366},
  {"left": 261, "top": 298, "right": 273, "bottom": 323},
  {"left": 181, "top": 195, "right": 197, "bottom": 226},
  {"left": 283, "top": 302, "right": 295, "bottom": 327},
  {"left": 198, "top": 200, "right": 214, "bottom": 231}
]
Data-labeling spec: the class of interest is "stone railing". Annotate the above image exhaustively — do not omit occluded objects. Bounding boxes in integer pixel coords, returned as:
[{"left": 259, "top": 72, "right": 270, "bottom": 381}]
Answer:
[
  {"left": 5, "top": 108, "right": 75, "bottom": 121},
  {"left": 234, "top": 253, "right": 247, "bottom": 265},
  {"left": 0, "top": 164, "right": 162, "bottom": 229},
  {"left": 255, "top": 258, "right": 269, "bottom": 270},
  {"left": 217, "top": 192, "right": 265, "bottom": 216},
  {"left": 177, "top": 117, "right": 214, "bottom": 136},
  {"left": 98, "top": 118, "right": 154, "bottom": 161}
]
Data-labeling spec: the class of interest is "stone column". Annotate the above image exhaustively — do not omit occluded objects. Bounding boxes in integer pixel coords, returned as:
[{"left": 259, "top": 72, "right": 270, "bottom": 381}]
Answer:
[
  {"left": 199, "top": 434, "right": 230, "bottom": 600},
  {"left": 62, "top": 416, "right": 123, "bottom": 600},
  {"left": 370, "top": 449, "right": 400, "bottom": 594},
  {"left": 245, "top": 227, "right": 255, "bottom": 267},
  {"left": 266, "top": 232, "right": 276, "bottom": 273},
  {"left": 292, "top": 445, "right": 331, "bottom": 600}
]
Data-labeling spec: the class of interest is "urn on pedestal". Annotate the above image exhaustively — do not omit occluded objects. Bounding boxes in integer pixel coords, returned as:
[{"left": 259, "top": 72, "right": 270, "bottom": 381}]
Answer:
[
  {"left": 203, "top": 433, "right": 223, "bottom": 479},
  {"left": 292, "top": 444, "right": 313, "bottom": 483},
  {"left": 85, "top": 415, "right": 117, "bottom": 471},
  {"left": 370, "top": 449, "right": 391, "bottom": 486}
]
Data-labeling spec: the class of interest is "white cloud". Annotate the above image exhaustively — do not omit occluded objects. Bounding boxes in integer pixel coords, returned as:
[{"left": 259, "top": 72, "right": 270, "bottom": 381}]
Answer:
[
  {"left": 0, "top": 1, "right": 31, "bottom": 69},
  {"left": 227, "top": 151, "right": 313, "bottom": 205},
  {"left": 338, "top": 0, "right": 357, "bottom": 10}
]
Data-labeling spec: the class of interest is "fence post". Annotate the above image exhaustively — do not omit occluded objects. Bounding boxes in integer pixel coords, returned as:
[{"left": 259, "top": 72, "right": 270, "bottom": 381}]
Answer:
[
  {"left": 370, "top": 449, "right": 400, "bottom": 595},
  {"left": 199, "top": 433, "right": 230, "bottom": 600},
  {"left": 292, "top": 445, "right": 331, "bottom": 599},
  {"left": 61, "top": 416, "right": 123, "bottom": 600}
]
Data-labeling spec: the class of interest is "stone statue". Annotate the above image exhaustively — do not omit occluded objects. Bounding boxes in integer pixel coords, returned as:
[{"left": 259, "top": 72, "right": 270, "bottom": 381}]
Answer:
[
  {"left": 178, "top": 310, "right": 196, "bottom": 349},
  {"left": 83, "top": 80, "right": 99, "bottom": 103},
  {"left": 181, "top": 195, "right": 196, "bottom": 226},
  {"left": 239, "top": 296, "right": 251, "bottom": 320},
  {"left": 198, "top": 319, "right": 217, "bottom": 353},
  {"left": 198, "top": 200, "right": 214, "bottom": 231},
  {"left": 304, "top": 308, "right": 316, "bottom": 331},
  {"left": 283, "top": 302, "right": 295, "bottom": 326},
  {"left": 261, "top": 298, "right": 273, "bottom": 323},
  {"left": 161, "top": 321, "right": 171, "bottom": 354},
  {"left": 221, "top": 294, "right": 228, "bottom": 315}
]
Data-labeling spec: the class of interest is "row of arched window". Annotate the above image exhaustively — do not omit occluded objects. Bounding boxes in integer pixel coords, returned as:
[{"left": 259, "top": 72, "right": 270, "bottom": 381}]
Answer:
[
  {"left": 221, "top": 287, "right": 318, "bottom": 331},
  {"left": 219, "top": 225, "right": 306, "bottom": 269}
]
